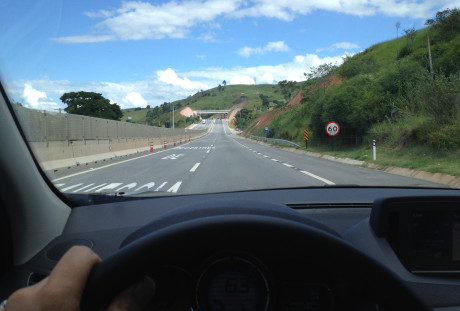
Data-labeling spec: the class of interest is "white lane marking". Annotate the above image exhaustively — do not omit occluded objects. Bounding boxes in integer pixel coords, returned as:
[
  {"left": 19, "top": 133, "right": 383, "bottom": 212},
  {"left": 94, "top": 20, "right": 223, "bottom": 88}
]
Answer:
[
  {"left": 161, "top": 154, "right": 184, "bottom": 160},
  {"left": 135, "top": 182, "right": 156, "bottom": 192},
  {"left": 55, "top": 183, "right": 65, "bottom": 188},
  {"left": 95, "top": 183, "right": 123, "bottom": 192},
  {"left": 155, "top": 182, "right": 168, "bottom": 191},
  {"left": 206, "top": 150, "right": 210, "bottom": 153},
  {"left": 271, "top": 159, "right": 279, "bottom": 162},
  {"left": 263, "top": 155, "right": 269, "bottom": 158},
  {"left": 167, "top": 181, "right": 182, "bottom": 193},
  {"left": 300, "top": 170, "right": 335, "bottom": 185},
  {"left": 190, "top": 163, "right": 201, "bottom": 172},
  {"left": 115, "top": 183, "right": 137, "bottom": 192},
  {"left": 73, "top": 183, "right": 95, "bottom": 193},
  {"left": 84, "top": 183, "right": 108, "bottom": 192},
  {"left": 283, "top": 163, "right": 294, "bottom": 168},
  {"left": 60, "top": 183, "right": 84, "bottom": 192}
]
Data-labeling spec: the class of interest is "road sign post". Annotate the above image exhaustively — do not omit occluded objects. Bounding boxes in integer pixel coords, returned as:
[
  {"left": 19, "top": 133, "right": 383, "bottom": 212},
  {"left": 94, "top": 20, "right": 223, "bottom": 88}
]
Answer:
[
  {"left": 325, "top": 121, "right": 340, "bottom": 151},
  {"left": 264, "top": 126, "right": 269, "bottom": 140},
  {"left": 303, "top": 129, "right": 309, "bottom": 149}
]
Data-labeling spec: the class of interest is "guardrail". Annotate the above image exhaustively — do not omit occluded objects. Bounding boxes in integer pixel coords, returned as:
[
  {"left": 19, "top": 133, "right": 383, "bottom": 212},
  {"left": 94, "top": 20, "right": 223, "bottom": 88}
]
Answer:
[{"left": 248, "top": 135, "right": 301, "bottom": 148}]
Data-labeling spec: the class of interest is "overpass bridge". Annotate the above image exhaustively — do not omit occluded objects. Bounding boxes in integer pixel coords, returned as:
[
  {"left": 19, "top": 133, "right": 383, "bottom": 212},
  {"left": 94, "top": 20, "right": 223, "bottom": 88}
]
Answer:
[{"left": 193, "top": 109, "right": 231, "bottom": 115}]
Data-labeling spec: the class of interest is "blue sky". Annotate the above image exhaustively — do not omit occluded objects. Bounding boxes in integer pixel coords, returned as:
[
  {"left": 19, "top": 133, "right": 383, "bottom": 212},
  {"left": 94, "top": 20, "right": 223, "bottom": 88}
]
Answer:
[{"left": 0, "top": 0, "right": 456, "bottom": 110}]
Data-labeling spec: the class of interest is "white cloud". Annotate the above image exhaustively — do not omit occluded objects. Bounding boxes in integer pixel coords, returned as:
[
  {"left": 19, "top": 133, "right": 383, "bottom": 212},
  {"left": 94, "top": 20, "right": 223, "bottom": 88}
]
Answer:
[
  {"left": 53, "top": 35, "right": 115, "bottom": 44},
  {"left": 54, "top": 0, "right": 243, "bottom": 43},
  {"left": 235, "top": 0, "right": 441, "bottom": 20},
  {"left": 123, "top": 92, "right": 147, "bottom": 107},
  {"left": 22, "top": 84, "right": 60, "bottom": 110},
  {"left": 186, "top": 52, "right": 345, "bottom": 84},
  {"left": 316, "top": 41, "right": 360, "bottom": 53},
  {"left": 157, "top": 68, "right": 209, "bottom": 90},
  {"left": 238, "top": 41, "right": 290, "bottom": 57},
  {"left": 230, "top": 76, "right": 256, "bottom": 84},
  {"left": 53, "top": 1, "right": 448, "bottom": 43},
  {"left": 331, "top": 42, "right": 360, "bottom": 50}
]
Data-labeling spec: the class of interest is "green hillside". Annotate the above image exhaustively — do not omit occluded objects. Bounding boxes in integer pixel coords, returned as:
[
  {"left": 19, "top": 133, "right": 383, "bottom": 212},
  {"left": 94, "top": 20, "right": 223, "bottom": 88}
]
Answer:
[{"left": 245, "top": 8, "right": 460, "bottom": 155}]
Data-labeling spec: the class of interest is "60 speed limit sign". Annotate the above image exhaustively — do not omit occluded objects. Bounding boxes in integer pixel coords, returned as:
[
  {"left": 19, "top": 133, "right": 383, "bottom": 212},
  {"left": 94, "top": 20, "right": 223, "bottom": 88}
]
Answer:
[{"left": 325, "top": 121, "right": 340, "bottom": 136}]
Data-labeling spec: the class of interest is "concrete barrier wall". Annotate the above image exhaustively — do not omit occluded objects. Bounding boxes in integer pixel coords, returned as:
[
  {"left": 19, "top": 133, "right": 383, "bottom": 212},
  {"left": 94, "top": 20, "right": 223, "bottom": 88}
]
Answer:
[
  {"left": 30, "top": 131, "right": 207, "bottom": 171},
  {"left": 14, "top": 107, "right": 208, "bottom": 171}
]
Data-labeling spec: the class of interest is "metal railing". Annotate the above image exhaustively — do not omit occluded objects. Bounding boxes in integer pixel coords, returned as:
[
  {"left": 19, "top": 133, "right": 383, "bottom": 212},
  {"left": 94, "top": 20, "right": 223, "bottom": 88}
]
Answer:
[{"left": 248, "top": 135, "right": 301, "bottom": 148}]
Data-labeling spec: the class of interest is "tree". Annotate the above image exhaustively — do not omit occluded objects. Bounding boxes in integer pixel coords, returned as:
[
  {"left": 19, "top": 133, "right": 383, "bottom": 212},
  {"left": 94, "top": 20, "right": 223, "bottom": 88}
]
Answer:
[
  {"left": 222, "top": 80, "right": 226, "bottom": 86},
  {"left": 278, "top": 80, "right": 297, "bottom": 104},
  {"left": 305, "top": 63, "right": 337, "bottom": 94},
  {"left": 60, "top": 91, "right": 122, "bottom": 120},
  {"left": 396, "top": 22, "right": 401, "bottom": 38},
  {"left": 259, "top": 94, "right": 270, "bottom": 109}
]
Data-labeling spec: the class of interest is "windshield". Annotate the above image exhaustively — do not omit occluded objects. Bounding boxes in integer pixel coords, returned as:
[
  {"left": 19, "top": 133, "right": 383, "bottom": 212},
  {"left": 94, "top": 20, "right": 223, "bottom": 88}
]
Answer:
[{"left": 1, "top": 1, "right": 459, "bottom": 203}]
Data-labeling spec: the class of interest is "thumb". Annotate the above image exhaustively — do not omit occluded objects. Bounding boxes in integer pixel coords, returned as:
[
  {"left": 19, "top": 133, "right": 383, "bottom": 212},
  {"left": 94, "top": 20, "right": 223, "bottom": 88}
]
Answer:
[{"left": 106, "top": 277, "right": 156, "bottom": 311}]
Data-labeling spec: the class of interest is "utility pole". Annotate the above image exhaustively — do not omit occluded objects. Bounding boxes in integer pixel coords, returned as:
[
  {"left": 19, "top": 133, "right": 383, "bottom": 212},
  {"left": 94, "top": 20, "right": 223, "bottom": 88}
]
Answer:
[
  {"left": 172, "top": 104, "right": 175, "bottom": 129},
  {"left": 427, "top": 32, "right": 434, "bottom": 78}
]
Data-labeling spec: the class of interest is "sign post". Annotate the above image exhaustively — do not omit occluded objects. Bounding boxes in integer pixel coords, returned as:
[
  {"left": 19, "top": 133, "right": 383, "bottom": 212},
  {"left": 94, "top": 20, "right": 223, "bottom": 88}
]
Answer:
[
  {"left": 304, "top": 129, "right": 309, "bottom": 149},
  {"left": 264, "top": 126, "right": 269, "bottom": 140},
  {"left": 325, "top": 121, "right": 340, "bottom": 151}
]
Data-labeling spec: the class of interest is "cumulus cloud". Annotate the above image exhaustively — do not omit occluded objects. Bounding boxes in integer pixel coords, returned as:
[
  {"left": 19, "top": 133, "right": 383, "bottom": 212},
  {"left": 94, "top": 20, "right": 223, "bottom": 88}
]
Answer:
[
  {"left": 238, "top": 41, "right": 290, "bottom": 57},
  {"left": 52, "top": 0, "right": 447, "bottom": 43},
  {"left": 53, "top": 0, "right": 243, "bottom": 43},
  {"left": 22, "top": 84, "right": 60, "bottom": 110},
  {"left": 235, "top": 0, "right": 439, "bottom": 20},
  {"left": 316, "top": 41, "right": 360, "bottom": 53},
  {"left": 157, "top": 68, "right": 209, "bottom": 90},
  {"left": 123, "top": 92, "right": 147, "bottom": 107}
]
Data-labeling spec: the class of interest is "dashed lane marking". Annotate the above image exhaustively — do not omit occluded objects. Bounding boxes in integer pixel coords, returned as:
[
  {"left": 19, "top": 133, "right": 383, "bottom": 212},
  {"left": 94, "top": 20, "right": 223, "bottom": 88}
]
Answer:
[
  {"left": 300, "top": 170, "right": 335, "bottom": 185},
  {"left": 190, "top": 163, "right": 201, "bottom": 172},
  {"left": 229, "top": 135, "right": 336, "bottom": 186}
]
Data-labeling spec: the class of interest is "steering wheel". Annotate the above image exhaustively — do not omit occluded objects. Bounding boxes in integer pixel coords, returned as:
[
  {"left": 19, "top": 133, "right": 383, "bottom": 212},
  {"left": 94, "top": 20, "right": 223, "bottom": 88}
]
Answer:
[{"left": 81, "top": 199, "right": 429, "bottom": 311}]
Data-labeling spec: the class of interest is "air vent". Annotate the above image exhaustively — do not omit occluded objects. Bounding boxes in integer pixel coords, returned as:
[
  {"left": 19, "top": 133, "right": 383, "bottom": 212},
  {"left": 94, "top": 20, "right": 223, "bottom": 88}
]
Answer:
[
  {"left": 286, "top": 202, "right": 373, "bottom": 209},
  {"left": 28, "top": 272, "right": 47, "bottom": 286}
]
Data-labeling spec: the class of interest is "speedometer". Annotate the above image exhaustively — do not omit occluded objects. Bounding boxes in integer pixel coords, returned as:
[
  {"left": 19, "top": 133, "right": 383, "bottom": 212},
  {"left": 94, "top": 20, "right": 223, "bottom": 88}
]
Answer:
[{"left": 195, "top": 257, "right": 270, "bottom": 311}]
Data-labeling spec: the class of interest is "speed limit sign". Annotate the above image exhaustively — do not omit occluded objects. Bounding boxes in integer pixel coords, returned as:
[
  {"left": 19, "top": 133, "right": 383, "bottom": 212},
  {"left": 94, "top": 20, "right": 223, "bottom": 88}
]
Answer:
[{"left": 325, "top": 121, "right": 340, "bottom": 136}]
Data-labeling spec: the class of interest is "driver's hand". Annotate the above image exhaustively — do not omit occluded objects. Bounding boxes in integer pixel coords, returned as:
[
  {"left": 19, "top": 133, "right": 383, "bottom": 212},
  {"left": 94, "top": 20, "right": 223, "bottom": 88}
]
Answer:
[{"left": 1, "top": 246, "right": 155, "bottom": 311}]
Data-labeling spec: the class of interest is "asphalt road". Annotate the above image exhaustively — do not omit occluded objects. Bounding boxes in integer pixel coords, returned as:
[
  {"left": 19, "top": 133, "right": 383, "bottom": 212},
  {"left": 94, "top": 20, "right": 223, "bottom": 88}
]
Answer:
[{"left": 52, "top": 119, "right": 444, "bottom": 197}]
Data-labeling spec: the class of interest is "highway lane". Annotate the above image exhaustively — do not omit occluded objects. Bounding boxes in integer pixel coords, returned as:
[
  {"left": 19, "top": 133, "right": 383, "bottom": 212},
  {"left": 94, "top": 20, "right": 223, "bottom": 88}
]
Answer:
[{"left": 52, "top": 119, "right": 444, "bottom": 197}]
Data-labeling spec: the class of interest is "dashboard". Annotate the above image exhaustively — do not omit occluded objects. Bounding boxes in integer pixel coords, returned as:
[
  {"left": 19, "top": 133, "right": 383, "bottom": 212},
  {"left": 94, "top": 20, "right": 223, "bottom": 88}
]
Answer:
[{"left": 1, "top": 187, "right": 460, "bottom": 311}]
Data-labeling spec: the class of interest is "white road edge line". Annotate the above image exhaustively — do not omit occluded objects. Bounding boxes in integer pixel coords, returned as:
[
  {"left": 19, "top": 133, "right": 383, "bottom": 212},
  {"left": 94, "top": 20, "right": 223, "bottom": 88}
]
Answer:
[
  {"left": 190, "top": 162, "right": 201, "bottom": 172},
  {"left": 300, "top": 170, "right": 335, "bottom": 185},
  {"left": 283, "top": 163, "right": 294, "bottom": 168}
]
